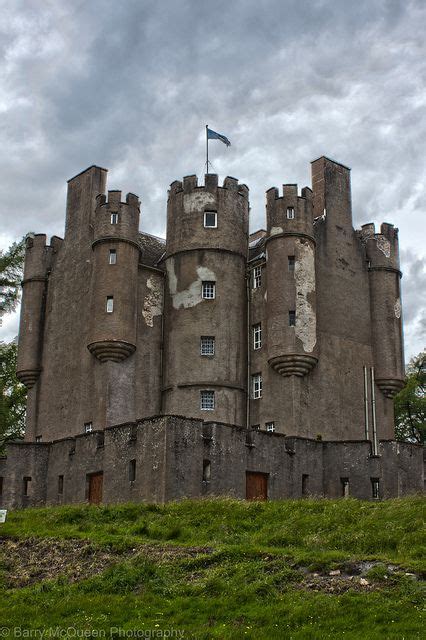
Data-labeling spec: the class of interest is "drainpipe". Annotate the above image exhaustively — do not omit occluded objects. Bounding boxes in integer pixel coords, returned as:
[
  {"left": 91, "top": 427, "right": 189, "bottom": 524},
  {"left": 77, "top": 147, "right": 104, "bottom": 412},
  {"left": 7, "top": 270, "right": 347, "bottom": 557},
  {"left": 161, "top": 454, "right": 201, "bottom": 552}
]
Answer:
[
  {"left": 363, "top": 366, "right": 369, "bottom": 440},
  {"left": 246, "top": 270, "right": 251, "bottom": 430},
  {"left": 159, "top": 275, "right": 166, "bottom": 414},
  {"left": 370, "top": 366, "right": 378, "bottom": 455}
]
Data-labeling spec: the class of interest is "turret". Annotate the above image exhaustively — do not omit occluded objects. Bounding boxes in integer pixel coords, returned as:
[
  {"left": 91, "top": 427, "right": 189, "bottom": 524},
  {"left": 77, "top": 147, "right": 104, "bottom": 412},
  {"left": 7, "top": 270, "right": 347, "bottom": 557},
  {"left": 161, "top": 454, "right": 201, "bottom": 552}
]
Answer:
[
  {"left": 87, "top": 190, "right": 140, "bottom": 362},
  {"left": 16, "top": 234, "right": 51, "bottom": 388},
  {"left": 265, "top": 184, "right": 318, "bottom": 376},
  {"left": 364, "top": 223, "right": 404, "bottom": 398},
  {"left": 162, "top": 174, "right": 249, "bottom": 425}
]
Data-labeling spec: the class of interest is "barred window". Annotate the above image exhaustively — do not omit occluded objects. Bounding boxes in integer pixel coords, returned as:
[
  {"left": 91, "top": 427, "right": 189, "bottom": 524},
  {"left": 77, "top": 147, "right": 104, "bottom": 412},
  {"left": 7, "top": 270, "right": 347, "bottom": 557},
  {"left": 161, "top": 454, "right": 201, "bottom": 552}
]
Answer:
[
  {"left": 84, "top": 422, "right": 93, "bottom": 433},
  {"left": 286, "top": 207, "right": 295, "bottom": 219},
  {"left": 253, "top": 266, "right": 262, "bottom": 289},
  {"left": 289, "top": 310, "right": 296, "bottom": 326},
  {"left": 109, "top": 249, "right": 117, "bottom": 264},
  {"left": 202, "top": 281, "right": 216, "bottom": 299},
  {"left": 106, "top": 296, "right": 114, "bottom": 313},
  {"left": 200, "top": 336, "right": 215, "bottom": 356},
  {"left": 252, "top": 373, "right": 262, "bottom": 399},
  {"left": 341, "top": 478, "right": 350, "bottom": 498},
  {"left": 204, "top": 211, "right": 217, "bottom": 228},
  {"left": 371, "top": 478, "right": 380, "bottom": 499},
  {"left": 111, "top": 212, "right": 119, "bottom": 224},
  {"left": 266, "top": 422, "right": 275, "bottom": 433},
  {"left": 253, "top": 323, "right": 262, "bottom": 350},
  {"left": 200, "top": 390, "right": 215, "bottom": 410}
]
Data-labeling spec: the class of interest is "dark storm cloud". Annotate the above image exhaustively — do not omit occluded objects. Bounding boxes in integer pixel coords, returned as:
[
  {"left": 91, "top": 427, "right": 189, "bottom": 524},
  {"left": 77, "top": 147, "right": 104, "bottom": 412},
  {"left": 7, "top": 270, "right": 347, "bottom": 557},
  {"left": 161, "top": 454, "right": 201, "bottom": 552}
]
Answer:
[{"left": 0, "top": 0, "right": 425, "bottom": 358}]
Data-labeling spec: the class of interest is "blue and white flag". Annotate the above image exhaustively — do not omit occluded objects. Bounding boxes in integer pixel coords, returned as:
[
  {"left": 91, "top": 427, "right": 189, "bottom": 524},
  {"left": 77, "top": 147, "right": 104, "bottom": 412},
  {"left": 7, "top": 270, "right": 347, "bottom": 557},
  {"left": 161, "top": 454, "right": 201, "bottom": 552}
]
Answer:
[{"left": 207, "top": 127, "right": 231, "bottom": 147}]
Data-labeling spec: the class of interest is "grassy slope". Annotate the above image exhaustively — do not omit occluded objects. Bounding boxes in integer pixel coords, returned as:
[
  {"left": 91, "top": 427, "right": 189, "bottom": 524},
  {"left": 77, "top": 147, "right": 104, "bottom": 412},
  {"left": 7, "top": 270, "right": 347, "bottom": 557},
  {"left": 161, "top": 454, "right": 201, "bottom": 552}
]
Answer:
[{"left": 0, "top": 497, "right": 425, "bottom": 639}]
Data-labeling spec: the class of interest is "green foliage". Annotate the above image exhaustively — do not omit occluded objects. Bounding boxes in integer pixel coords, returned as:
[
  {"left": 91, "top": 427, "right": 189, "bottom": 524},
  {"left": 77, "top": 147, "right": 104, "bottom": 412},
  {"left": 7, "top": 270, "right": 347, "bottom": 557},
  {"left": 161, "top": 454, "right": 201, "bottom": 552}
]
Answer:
[
  {"left": 0, "top": 235, "right": 26, "bottom": 314},
  {"left": 0, "top": 341, "right": 26, "bottom": 451},
  {"left": 395, "top": 351, "right": 426, "bottom": 443}
]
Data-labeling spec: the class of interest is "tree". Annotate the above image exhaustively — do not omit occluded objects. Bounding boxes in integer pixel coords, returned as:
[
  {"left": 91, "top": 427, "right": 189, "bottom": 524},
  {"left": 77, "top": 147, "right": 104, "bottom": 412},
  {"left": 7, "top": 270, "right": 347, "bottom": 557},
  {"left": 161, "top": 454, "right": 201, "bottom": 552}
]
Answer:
[
  {"left": 394, "top": 351, "right": 426, "bottom": 444},
  {"left": 0, "top": 341, "right": 26, "bottom": 451},
  {"left": 0, "top": 235, "right": 27, "bottom": 315}
]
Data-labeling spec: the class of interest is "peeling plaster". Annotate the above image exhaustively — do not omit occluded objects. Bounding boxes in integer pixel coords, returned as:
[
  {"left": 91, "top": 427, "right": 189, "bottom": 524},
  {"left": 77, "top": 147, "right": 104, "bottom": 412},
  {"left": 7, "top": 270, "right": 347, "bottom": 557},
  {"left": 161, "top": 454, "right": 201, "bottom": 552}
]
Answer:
[
  {"left": 376, "top": 235, "right": 391, "bottom": 258},
  {"left": 183, "top": 191, "right": 216, "bottom": 214},
  {"left": 294, "top": 241, "right": 316, "bottom": 352},
  {"left": 394, "top": 298, "right": 401, "bottom": 319},
  {"left": 166, "top": 258, "right": 216, "bottom": 310},
  {"left": 270, "top": 226, "right": 283, "bottom": 236},
  {"left": 142, "top": 275, "right": 163, "bottom": 327}
]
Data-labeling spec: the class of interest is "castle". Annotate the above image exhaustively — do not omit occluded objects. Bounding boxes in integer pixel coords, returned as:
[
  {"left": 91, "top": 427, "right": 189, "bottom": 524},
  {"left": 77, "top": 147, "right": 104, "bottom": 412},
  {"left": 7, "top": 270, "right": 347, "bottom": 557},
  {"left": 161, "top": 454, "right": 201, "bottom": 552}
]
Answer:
[{"left": 0, "top": 156, "right": 423, "bottom": 507}]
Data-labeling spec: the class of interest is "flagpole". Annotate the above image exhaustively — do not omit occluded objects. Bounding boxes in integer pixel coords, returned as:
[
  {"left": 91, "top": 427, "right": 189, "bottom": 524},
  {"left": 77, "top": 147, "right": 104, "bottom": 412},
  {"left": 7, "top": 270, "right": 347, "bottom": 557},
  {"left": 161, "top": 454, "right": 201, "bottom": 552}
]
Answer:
[{"left": 206, "top": 124, "right": 209, "bottom": 174}]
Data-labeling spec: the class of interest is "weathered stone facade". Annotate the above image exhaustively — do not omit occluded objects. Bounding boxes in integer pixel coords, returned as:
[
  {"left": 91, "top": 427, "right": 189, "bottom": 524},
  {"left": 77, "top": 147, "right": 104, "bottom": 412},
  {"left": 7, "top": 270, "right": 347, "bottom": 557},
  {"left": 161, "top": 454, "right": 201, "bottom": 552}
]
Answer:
[{"left": 1, "top": 155, "right": 422, "bottom": 507}]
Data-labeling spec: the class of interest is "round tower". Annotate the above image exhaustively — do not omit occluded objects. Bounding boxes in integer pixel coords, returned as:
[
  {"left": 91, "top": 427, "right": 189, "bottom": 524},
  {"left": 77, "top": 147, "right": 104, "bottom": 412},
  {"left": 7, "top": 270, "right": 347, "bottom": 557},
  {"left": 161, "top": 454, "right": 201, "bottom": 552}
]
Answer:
[
  {"left": 162, "top": 173, "right": 249, "bottom": 425},
  {"left": 365, "top": 223, "right": 404, "bottom": 398},
  {"left": 265, "top": 184, "right": 318, "bottom": 376},
  {"left": 16, "top": 234, "right": 49, "bottom": 388},
  {"left": 87, "top": 190, "right": 140, "bottom": 362}
]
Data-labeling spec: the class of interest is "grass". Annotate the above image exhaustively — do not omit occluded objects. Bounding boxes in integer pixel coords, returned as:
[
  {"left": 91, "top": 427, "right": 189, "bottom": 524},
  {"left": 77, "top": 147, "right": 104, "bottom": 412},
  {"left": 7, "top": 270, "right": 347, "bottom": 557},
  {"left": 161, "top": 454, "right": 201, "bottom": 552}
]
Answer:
[{"left": 0, "top": 496, "right": 425, "bottom": 638}]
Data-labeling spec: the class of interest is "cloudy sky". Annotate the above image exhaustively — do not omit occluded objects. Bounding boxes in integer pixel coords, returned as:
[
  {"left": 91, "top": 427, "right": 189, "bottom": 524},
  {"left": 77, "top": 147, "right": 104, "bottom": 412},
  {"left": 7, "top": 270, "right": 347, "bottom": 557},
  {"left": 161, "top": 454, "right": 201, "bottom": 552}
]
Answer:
[{"left": 0, "top": 0, "right": 424, "bottom": 360}]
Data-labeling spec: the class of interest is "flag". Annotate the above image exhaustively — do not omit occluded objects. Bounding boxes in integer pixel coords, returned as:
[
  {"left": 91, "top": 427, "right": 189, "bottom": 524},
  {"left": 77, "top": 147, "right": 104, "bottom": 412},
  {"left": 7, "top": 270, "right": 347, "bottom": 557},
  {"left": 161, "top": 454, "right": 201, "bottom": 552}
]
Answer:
[{"left": 207, "top": 128, "right": 231, "bottom": 147}]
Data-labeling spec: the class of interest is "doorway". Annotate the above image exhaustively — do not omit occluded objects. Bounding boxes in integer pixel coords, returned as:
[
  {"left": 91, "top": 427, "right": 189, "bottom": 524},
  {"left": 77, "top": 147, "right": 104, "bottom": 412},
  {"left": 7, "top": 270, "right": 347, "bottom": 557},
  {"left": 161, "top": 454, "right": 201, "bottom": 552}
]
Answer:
[
  {"left": 87, "top": 471, "right": 103, "bottom": 504},
  {"left": 246, "top": 471, "right": 268, "bottom": 500}
]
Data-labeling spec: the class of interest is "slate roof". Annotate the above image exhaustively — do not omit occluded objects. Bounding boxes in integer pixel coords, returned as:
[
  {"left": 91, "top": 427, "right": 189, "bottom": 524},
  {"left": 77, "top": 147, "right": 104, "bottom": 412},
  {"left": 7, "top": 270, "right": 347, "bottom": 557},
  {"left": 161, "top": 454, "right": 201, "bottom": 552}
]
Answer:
[{"left": 137, "top": 232, "right": 166, "bottom": 270}]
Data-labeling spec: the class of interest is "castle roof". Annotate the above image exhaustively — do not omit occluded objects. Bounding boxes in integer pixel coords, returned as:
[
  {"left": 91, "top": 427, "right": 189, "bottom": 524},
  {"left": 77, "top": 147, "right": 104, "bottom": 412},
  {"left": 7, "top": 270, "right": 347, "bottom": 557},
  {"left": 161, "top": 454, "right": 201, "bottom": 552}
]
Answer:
[{"left": 137, "top": 232, "right": 166, "bottom": 270}]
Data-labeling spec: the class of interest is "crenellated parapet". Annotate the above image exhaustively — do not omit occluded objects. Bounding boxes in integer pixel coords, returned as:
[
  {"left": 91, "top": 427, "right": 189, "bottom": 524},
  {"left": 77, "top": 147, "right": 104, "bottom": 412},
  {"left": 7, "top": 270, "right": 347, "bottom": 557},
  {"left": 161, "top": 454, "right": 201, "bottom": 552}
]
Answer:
[
  {"left": 361, "top": 222, "right": 404, "bottom": 398},
  {"left": 87, "top": 190, "right": 141, "bottom": 363},
  {"left": 265, "top": 184, "right": 318, "bottom": 377}
]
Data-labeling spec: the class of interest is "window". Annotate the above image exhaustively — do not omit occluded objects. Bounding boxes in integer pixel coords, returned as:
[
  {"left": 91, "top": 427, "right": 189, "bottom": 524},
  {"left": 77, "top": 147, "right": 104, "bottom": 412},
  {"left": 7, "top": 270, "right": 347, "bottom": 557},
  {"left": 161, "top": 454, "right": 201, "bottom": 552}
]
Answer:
[
  {"left": 111, "top": 212, "right": 119, "bottom": 224},
  {"left": 288, "top": 256, "right": 295, "bottom": 271},
  {"left": 200, "top": 390, "right": 215, "bottom": 410},
  {"left": 341, "top": 478, "right": 350, "bottom": 498},
  {"left": 253, "top": 265, "right": 262, "bottom": 289},
  {"left": 203, "top": 459, "right": 211, "bottom": 482},
  {"left": 202, "top": 281, "right": 216, "bottom": 299},
  {"left": 371, "top": 478, "right": 380, "bottom": 499},
  {"left": 129, "top": 459, "right": 136, "bottom": 482},
  {"left": 302, "top": 474, "right": 309, "bottom": 496},
  {"left": 266, "top": 422, "right": 275, "bottom": 433},
  {"left": 106, "top": 296, "right": 114, "bottom": 313},
  {"left": 35, "top": 435, "right": 42, "bottom": 443},
  {"left": 252, "top": 373, "right": 262, "bottom": 399},
  {"left": 109, "top": 249, "right": 117, "bottom": 265},
  {"left": 84, "top": 422, "right": 93, "bottom": 433},
  {"left": 253, "top": 323, "right": 262, "bottom": 350},
  {"left": 23, "top": 476, "right": 32, "bottom": 497},
  {"left": 204, "top": 211, "right": 217, "bottom": 228},
  {"left": 286, "top": 207, "right": 295, "bottom": 219},
  {"left": 200, "top": 336, "right": 215, "bottom": 356},
  {"left": 58, "top": 475, "right": 64, "bottom": 495},
  {"left": 289, "top": 310, "right": 296, "bottom": 326},
  {"left": 251, "top": 424, "right": 260, "bottom": 431}
]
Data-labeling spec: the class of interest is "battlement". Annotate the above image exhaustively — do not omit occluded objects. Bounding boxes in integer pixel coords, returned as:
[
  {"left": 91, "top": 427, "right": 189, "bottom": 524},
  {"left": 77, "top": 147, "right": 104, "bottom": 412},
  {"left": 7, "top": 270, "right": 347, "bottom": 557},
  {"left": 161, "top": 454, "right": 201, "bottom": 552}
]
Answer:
[
  {"left": 360, "top": 222, "right": 400, "bottom": 270},
  {"left": 95, "top": 190, "right": 140, "bottom": 209},
  {"left": 266, "top": 184, "right": 312, "bottom": 206},
  {"left": 168, "top": 174, "right": 248, "bottom": 198}
]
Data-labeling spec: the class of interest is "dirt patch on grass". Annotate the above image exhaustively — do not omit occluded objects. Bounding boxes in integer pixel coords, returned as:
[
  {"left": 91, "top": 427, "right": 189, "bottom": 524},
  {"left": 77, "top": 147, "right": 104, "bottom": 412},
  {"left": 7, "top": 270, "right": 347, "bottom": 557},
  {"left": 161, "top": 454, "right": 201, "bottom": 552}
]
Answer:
[{"left": 0, "top": 537, "right": 212, "bottom": 588}]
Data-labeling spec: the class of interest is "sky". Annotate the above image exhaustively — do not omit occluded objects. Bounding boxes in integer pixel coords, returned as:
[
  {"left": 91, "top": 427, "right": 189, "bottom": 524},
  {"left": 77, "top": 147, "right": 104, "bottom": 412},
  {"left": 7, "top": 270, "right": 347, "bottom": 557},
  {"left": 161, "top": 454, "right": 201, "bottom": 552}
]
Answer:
[{"left": 0, "top": 0, "right": 425, "bottom": 360}]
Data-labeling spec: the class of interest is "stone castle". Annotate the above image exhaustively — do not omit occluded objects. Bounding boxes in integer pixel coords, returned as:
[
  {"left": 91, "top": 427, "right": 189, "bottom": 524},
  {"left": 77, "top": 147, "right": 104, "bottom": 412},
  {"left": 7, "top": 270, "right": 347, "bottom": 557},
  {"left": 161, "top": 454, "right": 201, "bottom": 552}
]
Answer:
[{"left": 0, "top": 156, "right": 423, "bottom": 507}]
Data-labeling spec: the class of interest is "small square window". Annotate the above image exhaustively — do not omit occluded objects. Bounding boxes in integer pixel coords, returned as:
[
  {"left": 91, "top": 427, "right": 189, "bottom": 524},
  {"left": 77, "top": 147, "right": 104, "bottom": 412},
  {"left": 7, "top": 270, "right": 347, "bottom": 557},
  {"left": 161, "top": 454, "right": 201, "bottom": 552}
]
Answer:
[
  {"left": 289, "top": 310, "right": 296, "bottom": 326},
  {"left": 252, "top": 373, "right": 262, "bottom": 399},
  {"left": 266, "top": 422, "right": 275, "bottom": 433},
  {"left": 200, "top": 390, "right": 215, "bottom": 410},
  {"left": 84, "top": 422, "right": 93, "bottom": 433},
  {"left": 109, "top": 249, "right": 117, "bottom": 265},
  {"left": 286, "top": 207, "right": 295, "bottom": 219},
  {"left": 58, "top": 475, "right": 64, "bottom": 495},
  {"left": 341, "top": 478, "right": 350, "bottom": 497},
  {"left": 288, "top": 256, "right": 295, "bottom": 271},
  {"left": 106, "top": 296, "right": 114, "bottom": 313},
  {"left": 111, "top": 213, "right": 119, "bottom": 224},
  {"left": 203, "top": 459, "right": 211, "bottom": 482},
  {"left": 204, "top": 211, "right": 217, "bottom": 228},
  {"left": 202, "top": 281, "right": 216, "bottom": 299},
  {"left": 23, "top": 476, "right": 32, "bottom": 497},
  {"left": 253, "top": 323, "right": 262, "bottom": 350},
  {"left": 253, "top": 266, "right": 262, "bottom": 289},
  {"left": 129, "top": 459, "right": 136, "bottom": 482},
  {"left": 371, "top": 478, "right": 380, "bottom": 499},
  {"left": 201, "top": 336, "right": 215, "bottom": 356},
  {"left": 35, "top": 435, "right": 42, "bottom": 443}
]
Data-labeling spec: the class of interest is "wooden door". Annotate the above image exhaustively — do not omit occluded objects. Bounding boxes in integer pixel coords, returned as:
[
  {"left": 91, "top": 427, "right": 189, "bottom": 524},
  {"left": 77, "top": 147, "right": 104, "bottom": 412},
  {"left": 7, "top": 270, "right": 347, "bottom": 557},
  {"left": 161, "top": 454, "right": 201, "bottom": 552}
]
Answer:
[
  {"left": 88, "top": 472, "right": 103, "bottom": 504},
  {"left": 246, "top": 472, "right": 268, "bottom": 501}
]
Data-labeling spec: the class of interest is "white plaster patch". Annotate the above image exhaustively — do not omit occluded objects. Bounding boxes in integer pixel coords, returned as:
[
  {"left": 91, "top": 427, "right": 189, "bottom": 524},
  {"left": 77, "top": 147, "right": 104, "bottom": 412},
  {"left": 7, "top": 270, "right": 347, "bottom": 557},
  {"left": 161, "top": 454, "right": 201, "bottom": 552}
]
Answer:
[
  {"left": 394, "top": 298, "right": 401, "bottom": 319},
  {"left": 183, "top": 191, "right": 216, "bottom": 214},
  {"left": 166, "top": 258, "right": 216, "bottom": 309},
  {"left": 270, "top": 226, "right": 283, "bottom": 236},
  {"left": 142, "top": 275, "right": 163, "bottom": 327},
  {"left": 376, "top": 235, "right": 391, "bottom": 258},
  {"left": 294, "top": 241, "right": 316, "bottom": 352}
]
